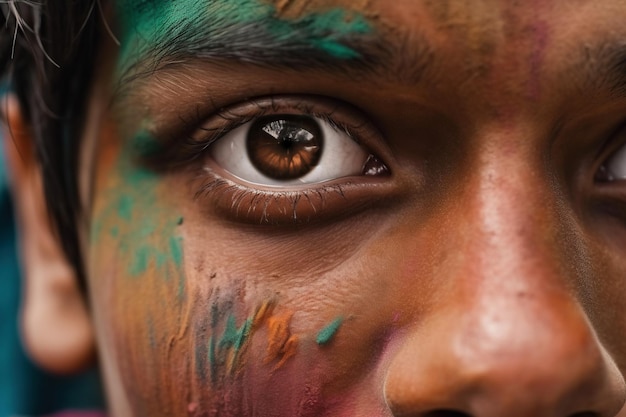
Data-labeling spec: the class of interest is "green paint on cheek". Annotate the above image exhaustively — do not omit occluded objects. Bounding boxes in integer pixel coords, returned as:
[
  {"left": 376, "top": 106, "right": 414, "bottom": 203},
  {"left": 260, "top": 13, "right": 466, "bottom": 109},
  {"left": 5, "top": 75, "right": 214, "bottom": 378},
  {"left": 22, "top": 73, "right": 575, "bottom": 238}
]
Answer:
[
  {"left": 208, "top": 335, "right": 217, "bottom": 383},
  {"left": 131, "top": 129, "right": 163, "bottom": 158},
  {"left": 219, "top": 315, "right": 240, "bottom": 349},
  {"left": 316, "top": 316, "right": 343, "bottom": 345},
  {"left": 169, "top": 236, "right": 183, "bottom": 267},
  {"left": 208, "top": 312, "right": 256, "bottom": 379},
  {"left": 117, "top": 196, "right": 134, "bottom": 221},
  {"left": 91, "top": 130, "right": 186, "bottom": 288},
  {"left": 129, "top": 246, "right": 150, "bottom": 276},
  {"left": 234, "top": 318, "right": 253, "bottom": 351},
  {"left": 173, "top": 235, "right": 185, "bottom": 298}
]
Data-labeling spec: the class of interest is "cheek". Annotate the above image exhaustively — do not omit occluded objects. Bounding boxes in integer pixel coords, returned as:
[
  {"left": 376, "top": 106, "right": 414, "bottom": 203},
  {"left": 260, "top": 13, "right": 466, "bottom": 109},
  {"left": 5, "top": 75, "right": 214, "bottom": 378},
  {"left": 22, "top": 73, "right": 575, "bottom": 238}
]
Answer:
[
  {"left": 87, "top": 136, "right": 402, "bottom": 417},
  {"left": 88, "top": 141, "right": 190, "bottom": 414}
]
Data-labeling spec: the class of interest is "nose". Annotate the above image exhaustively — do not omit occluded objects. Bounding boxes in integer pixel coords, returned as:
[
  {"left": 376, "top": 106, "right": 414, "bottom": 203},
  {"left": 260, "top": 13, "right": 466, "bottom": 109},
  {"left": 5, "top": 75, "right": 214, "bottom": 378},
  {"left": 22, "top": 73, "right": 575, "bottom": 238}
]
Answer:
[
  {"left": 383, "top": 148, "right": 626, "bottom": 417},
  {"left": 384, "top": 296, "right": 625, "bottom": 417}
]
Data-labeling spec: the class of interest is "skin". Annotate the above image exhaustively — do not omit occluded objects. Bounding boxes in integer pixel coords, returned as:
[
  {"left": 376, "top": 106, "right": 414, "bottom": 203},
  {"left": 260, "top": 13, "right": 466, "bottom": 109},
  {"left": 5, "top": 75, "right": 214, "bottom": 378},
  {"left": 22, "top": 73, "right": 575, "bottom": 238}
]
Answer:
[{"left": 9, "top": 0, "right": 626, "bottom": 415}]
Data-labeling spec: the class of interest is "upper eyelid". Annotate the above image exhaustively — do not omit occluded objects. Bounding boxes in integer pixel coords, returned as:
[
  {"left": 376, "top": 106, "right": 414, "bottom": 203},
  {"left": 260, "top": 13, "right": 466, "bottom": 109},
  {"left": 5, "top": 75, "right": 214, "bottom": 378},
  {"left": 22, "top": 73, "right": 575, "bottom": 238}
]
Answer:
[
  {"left": 189, "top": 95, "right": 382, "bottom": 148},
  {"left": 142, "top": 94, "right": 391, "bottom": 173}
]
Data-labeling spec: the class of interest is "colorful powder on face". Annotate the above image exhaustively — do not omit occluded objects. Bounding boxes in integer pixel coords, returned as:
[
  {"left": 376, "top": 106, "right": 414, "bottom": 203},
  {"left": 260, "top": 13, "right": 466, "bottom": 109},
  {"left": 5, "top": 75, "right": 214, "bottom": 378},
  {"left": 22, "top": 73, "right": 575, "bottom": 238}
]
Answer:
[
  {"left": 202, "top": 299, "right": 301, "bottom": 382},
  {"left": 117, "top": 195, "right": 134, "bottom": 221},
  {"left": 207, "top": 310, "right": 257, "bottom": 380},
  {"left": 316, "top": 316, "right": 343, "bottom": 345},
  {"left": 170, "top": 236, "right": 184, "bottom": 267},
  {"left": 129, "top": 245, "right": 150, "bottom": 276},
  {"left": 115, "top": 0, "right": 373, "bottom": 73},
  {"left": 196, "top": 337, "right": 209, "bottom": 382},
  {"left": 208, "top": 335, "right": 217, "bottom": 383},
  {"left": 265, "top": 310, "right": 299, "bottom": 368},
  {"left": 91, "top": 130, "right": 185, "bottom": 281},
  {"left": 253, "top": 300, "right": 274, "bottom": 327}
]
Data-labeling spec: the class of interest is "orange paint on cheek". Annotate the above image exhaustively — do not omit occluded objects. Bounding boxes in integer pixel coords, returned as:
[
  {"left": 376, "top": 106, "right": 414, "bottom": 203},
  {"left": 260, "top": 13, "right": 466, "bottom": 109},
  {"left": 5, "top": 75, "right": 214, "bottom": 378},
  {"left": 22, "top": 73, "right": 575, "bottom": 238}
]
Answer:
[
  {"left": 265, "top": 309, "right": 299, "bottom": 369},
  {"left": 244, "top": 300, "right": 305, "bottom": 371}
]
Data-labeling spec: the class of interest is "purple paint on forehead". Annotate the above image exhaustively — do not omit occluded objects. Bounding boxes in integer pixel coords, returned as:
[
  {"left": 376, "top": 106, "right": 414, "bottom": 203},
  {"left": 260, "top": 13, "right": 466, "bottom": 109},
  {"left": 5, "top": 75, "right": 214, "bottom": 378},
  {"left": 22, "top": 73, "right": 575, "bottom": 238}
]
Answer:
[
  {"left": 528, "top": 20, "right": 549, "bottom": 100},
  {"left": 527, "top": 0, "right": 550, "bottom": 100}
]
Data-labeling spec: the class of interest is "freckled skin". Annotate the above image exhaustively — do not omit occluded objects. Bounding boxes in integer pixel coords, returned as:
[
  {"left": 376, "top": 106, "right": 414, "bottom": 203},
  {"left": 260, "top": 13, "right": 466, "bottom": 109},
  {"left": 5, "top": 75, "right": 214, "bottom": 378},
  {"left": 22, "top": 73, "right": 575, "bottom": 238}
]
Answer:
[{"left": 84, "top": 0, "right": 626, "bottom": 416}]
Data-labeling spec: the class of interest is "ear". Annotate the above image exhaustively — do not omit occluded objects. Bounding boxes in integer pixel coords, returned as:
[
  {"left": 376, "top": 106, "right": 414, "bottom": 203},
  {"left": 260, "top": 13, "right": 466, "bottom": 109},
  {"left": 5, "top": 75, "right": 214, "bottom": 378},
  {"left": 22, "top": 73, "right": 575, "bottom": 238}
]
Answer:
[{"left": 1, "top": 95, "right": 96, "bottom": 374}]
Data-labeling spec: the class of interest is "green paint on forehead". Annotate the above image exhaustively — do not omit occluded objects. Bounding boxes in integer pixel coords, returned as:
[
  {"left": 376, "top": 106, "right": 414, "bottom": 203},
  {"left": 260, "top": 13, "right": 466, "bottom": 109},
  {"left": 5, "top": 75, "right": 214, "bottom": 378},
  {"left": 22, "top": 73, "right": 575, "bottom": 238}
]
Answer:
[{"left": 115, "top": 0, "right": 373, "bottom": 71}]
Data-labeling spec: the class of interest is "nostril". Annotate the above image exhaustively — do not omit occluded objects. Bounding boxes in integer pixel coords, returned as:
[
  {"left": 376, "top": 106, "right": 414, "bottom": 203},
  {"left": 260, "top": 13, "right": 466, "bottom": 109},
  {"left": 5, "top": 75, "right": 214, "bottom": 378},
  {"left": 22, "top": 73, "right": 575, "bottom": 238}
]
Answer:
[
  {"left": 423, "top": 411, "right": 472, "bottom": 417},
  {"left": 418, "top": 411, "right": 597, "bottom": 417},
  {"left": 421, "top": 411, "right": 598, "bottom": 417}
]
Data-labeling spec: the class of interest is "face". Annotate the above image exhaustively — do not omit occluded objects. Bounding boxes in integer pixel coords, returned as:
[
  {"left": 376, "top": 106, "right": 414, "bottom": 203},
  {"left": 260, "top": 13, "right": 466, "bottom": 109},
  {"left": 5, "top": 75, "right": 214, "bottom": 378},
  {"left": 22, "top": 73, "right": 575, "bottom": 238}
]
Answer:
[{"left": 82, "top": 0, "right": 626, "bottom": 415}]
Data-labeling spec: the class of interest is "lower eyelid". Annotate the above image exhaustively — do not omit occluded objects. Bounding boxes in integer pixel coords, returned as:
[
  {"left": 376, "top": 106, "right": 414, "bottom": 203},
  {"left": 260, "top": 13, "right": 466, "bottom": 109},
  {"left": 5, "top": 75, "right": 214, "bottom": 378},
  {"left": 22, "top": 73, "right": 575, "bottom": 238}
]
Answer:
[{"left": 192, "top": 164, "right": 399, "bottom": 225}]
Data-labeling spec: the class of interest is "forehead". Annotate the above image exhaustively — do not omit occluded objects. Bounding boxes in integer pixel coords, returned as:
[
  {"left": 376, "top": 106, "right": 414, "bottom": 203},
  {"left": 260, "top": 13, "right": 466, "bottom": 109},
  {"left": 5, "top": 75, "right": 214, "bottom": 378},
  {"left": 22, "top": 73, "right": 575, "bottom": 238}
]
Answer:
[
  {"left": 112, "top": 0, "right": 626, "bottom": 84},
  {"left": 114, "top": 0, "right": 626, "bottom": 42},
  {"left": 109, "top": 0, "right": 626, "bottom": 135}
]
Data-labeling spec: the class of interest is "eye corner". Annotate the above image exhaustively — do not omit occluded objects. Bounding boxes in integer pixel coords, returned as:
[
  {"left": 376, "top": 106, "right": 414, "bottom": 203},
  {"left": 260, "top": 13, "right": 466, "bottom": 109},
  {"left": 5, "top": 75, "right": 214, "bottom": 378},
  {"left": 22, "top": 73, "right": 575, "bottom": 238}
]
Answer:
[
  {"left": 363, "top": 154, "right": 390, "bottom": 177},
  {"left": 591, "top": 123, "right": 626, "bottom": 186}
]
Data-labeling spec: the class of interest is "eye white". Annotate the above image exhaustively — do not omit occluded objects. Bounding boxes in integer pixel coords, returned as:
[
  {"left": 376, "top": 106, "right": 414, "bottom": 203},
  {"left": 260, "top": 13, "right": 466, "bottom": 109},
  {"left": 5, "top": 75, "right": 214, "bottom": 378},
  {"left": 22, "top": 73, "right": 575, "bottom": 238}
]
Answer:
[
  {"left": 602, "top": 142, "right": 626, "bottom": 181},
  {"left": 210, "top": 116, "right": 369, "bottom": 187}
]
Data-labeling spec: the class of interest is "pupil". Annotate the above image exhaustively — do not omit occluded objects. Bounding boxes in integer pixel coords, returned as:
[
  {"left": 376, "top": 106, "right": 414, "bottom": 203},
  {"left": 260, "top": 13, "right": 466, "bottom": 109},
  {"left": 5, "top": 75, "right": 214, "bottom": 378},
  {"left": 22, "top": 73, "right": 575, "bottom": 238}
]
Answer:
[{"left": 247, "top": 115, "right": 323, "bottom": 180}]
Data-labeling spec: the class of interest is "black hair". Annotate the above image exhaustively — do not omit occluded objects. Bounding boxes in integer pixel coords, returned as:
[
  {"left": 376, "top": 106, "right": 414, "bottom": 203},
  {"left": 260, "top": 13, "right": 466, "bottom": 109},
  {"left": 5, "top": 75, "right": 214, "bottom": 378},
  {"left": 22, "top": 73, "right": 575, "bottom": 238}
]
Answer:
[{"left": 0, "top": 1, "right": 102, "bottom": 287}]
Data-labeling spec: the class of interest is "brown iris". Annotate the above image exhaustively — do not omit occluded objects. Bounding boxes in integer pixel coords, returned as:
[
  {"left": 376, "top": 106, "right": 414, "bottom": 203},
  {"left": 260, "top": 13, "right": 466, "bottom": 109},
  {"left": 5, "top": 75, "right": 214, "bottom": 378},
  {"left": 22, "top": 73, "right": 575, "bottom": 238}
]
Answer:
[{"left": 247, "top": 115, "right": 323, "bottom": 180}]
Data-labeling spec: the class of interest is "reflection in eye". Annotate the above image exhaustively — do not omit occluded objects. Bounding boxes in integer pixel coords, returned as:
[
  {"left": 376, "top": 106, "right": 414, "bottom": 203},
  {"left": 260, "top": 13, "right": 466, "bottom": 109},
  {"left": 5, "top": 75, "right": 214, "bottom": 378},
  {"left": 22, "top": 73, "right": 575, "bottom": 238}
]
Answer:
[
  {"left": 247, "top": 115, "right": 323, "bottom": 180},
  {"left": 210, "top": 114, "right": 386, "bottom": 187},
  {"left": 598, "top": 142, "right": 626, "bottom": 182}
]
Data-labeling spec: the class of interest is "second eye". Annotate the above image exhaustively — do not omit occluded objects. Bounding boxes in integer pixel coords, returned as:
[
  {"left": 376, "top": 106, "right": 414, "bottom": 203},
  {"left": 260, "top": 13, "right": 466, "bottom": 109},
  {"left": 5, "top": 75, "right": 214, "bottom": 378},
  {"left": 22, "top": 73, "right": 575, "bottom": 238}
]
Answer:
[{"left": 210, "top": 114, "right": 386, "bottom": 187}]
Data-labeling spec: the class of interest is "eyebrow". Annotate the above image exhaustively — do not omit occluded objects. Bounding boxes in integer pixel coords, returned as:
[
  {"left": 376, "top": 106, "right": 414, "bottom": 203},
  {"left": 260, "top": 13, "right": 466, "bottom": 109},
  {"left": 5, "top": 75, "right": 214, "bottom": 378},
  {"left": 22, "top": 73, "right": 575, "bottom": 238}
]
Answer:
[
  {"left": 114, "top": 3, "right": 435, "bottom": 91},
  {"left": 601, "top": 44, "right": 626, "bottom": 97},
  {"left": 564, "top": 42, "right": 626, "bottom": 101}
]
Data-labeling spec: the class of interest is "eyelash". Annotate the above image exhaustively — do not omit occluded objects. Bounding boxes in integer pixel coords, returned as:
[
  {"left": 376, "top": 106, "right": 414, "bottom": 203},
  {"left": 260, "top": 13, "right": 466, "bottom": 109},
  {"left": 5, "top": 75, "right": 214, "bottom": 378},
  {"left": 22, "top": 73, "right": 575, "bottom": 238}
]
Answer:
[
  {"left": 141, "top": 96, "right": 626, "bottom": 225},
  {"left": 156, "top": 96, "right": 393, "bottom": 224},
  {"left": 194, "top": 175, "right": 353, "bottom": 224},
  {"left": 150, "top": 96, "right": 371, "bottom": 167}
]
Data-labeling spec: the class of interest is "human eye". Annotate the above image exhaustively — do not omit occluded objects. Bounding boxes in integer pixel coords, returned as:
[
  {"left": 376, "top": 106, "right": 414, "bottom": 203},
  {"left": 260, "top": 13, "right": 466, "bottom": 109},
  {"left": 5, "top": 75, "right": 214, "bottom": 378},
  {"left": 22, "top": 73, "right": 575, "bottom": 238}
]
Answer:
[
  {"left": 211, "top": 113, "right": 382, "bottom": 186},
  {"left": 189, "top": 96, "right": 393, "bottom": 224},
  {"left": 588, "top": 122, "right": 626, "bottom": 227},
  {"left": 596, "top": 127, "right": 626, "bottom": 182}
]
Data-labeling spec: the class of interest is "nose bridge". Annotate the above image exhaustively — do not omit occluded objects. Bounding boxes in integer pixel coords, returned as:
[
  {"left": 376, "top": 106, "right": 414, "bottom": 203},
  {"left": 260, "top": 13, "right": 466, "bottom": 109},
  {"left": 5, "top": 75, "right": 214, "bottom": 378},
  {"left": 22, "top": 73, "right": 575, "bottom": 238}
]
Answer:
[
  {"left": 382, "top": 128, "right": 626, "bottom": 415},
  {"left": 442, "top": 132, "right": 592, "bottom": 376},
  {"left": 457, "top": 133, "right": 567, "bottom": 291}
]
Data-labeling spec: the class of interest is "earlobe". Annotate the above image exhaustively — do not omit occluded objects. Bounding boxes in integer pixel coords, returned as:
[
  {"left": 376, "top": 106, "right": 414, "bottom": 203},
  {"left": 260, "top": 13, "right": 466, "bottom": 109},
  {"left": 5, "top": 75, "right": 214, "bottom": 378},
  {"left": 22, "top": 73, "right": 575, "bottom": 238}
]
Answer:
[{"left": 1, "top": 95, "right": 96, "bottom": 374}]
